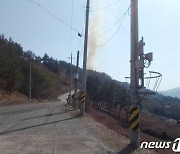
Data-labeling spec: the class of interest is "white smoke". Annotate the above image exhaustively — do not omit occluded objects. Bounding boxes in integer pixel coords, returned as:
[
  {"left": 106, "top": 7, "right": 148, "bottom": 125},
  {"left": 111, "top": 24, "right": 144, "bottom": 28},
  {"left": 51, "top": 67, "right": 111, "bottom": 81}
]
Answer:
[{"left": 87, "top": 0, "right": 104, "bottom": 70}]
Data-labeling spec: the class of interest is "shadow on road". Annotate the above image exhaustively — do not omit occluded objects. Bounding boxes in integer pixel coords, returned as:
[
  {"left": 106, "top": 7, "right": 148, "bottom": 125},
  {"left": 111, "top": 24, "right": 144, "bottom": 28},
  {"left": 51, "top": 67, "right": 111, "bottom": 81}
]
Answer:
[
  {"left": 0, "top": 114, "right": 81, "bottom": 135},
  {"left": 118, "top": 144, "right": 137, "bottom": 154},
  {"left": 21, "top": 110, "right": 69, "bottom": 121}
]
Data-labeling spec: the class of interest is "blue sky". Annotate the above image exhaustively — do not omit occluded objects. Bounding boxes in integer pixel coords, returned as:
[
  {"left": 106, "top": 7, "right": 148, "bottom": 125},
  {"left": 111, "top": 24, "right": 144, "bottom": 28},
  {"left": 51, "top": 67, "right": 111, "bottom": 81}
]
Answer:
[{"left": 0, "top": 0, "right": 180, "bottom": 91}]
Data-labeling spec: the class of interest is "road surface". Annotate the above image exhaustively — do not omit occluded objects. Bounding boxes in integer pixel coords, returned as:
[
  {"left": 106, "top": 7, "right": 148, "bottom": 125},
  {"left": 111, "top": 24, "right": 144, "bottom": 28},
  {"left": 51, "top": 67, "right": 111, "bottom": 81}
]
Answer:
[{"left": 0, "top": 93, "right": 151, "bottom": 154}]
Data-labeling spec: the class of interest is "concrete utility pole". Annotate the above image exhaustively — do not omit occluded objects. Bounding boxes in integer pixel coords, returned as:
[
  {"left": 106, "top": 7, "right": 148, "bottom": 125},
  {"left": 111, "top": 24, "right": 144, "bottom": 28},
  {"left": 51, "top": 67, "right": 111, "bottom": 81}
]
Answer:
[
  {"left": 74, "top": 51, "right": 79, "bottom": 110},
  {"left": 130, "top": 0, "right": 140, "bottom": 147},
  {"left": 69, "top": 53, "right": 73, "bottom": 104},
  {"left": 29, "top": 61, "right": 32, "bottom": 100},
  {"left": 81, "top": 0, "right": 90, "bottom": 115}
]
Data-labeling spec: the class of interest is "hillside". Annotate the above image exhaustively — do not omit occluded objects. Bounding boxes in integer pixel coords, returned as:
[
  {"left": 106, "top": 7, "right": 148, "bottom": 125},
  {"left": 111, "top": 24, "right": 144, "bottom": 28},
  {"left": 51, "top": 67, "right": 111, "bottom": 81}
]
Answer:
[
  {"left": 160, "top": 87, "right": 180, "bottom": 98},
  {"left": 141, "top": 94, "right": 180, "bottom": 121},
  {"left": 0, "top": 35, "right": 72, "bottom": 100},
  {"left": 0, "top": 35, "right": 125, "bottom": 101},
  {"left": 0, "top": 90, "right": 28, "bottom": 101}
]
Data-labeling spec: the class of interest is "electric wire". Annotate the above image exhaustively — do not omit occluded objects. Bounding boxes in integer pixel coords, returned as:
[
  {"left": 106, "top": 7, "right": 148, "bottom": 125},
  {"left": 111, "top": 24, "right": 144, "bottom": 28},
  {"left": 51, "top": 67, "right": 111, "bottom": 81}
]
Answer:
[
  {"left": 91, "top": 0, "right": 122, "bottom": 12},
  {"left": 90, "top": 8, "right": 128, "bottom": 38},
  {"left": 94, "top": 5, "right": 131, "bottom": 47},
  {"left": 28, "top": 0, "right": 80, "bottom": 33},
  {"left": 69, "top": 0, "right": 74, "bottom": 56}
]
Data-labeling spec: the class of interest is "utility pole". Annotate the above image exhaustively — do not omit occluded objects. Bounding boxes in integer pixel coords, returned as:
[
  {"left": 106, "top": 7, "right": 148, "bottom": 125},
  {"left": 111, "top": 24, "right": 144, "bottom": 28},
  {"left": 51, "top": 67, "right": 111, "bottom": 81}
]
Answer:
[
  {"left": 73, "top": 51, "right": 79, "bottom": 110},
  {"left": 69, "top": 53, "right": 73, "bottom": 104},
  {"left": 130, "top": 0, "right": 140, "bottom": 147},
  {"left": 29, "top": 60, "right": 32, "bottom": 100},
  {"left": 129, "top": 0, "right": 154, "bottom": 148},
  {"left": 81, "top": 0, "right": 90, "bottom": 115}
]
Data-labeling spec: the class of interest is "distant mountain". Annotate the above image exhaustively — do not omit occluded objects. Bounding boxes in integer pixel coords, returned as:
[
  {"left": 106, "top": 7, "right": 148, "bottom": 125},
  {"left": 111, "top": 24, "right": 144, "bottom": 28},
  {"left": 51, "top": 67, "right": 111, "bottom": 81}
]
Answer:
[{"left": 160, "top": 87, "right": 180, "bottom": 98}]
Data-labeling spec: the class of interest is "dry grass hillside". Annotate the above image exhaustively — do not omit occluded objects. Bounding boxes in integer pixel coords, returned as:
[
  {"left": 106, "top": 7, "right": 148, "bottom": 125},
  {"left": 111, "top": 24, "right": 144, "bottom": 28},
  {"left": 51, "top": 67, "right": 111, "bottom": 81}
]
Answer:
[
  {"left": 0, "top": 90, "right": 28, "bottom": 101},
  {"left": 87, "top": 107, "right": 180, "bottom": 154}
]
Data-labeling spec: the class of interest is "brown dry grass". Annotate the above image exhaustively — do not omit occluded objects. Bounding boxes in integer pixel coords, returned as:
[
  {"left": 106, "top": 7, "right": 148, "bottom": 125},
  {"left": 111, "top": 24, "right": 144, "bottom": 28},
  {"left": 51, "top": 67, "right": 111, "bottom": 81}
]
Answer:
[
  {"left": 87, "top": 107, "right": 178, "bottom": 154},
  {"left": 0, "top": 90, "right": 28, "bottom": 101}
]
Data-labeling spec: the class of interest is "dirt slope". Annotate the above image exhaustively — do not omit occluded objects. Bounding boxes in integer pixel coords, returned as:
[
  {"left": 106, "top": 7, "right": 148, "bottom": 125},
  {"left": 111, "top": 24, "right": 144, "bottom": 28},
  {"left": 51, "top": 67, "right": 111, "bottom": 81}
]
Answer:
[
  {"left": 0, "top": 90, "right": 28, "bottom": 101},
  {"left": 88, "top": 108, "right": 178, "bottom": 154}
]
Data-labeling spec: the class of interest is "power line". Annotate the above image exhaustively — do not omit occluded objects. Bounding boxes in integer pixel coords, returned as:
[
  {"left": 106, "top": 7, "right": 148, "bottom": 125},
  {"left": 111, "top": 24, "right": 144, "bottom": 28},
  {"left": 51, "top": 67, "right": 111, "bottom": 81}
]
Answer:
[
  {"left": 69, "top": 0, "right": 74, "bottom": 54},
  {"left": 91, "top": 0, "right": 122, "bottom": 12},
  {"left": 28, "top": 0, "right": 79, "bottom": 33},
  {"left": 96, "top": 14, "right": 126, "bottom": 47},
  {"left": 90, "top": 9, "right": 127, "bottom": 38},
  {"left": 94, "top": 5, "right": 131, "bottom": 47}
]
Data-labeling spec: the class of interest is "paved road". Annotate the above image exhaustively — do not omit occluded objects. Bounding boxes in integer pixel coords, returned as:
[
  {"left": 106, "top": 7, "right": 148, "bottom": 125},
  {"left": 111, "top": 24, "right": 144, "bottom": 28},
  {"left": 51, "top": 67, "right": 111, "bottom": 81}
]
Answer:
[{"left": 0, "top": 93, "right": 146, "bottom": 154}]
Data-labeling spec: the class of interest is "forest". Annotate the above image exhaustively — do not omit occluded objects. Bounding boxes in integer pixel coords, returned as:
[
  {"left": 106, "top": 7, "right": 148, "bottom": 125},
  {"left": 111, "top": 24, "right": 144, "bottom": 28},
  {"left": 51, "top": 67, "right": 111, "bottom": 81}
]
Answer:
[{"left": 0, "top": 34, "right": 69, "bottom": 99}]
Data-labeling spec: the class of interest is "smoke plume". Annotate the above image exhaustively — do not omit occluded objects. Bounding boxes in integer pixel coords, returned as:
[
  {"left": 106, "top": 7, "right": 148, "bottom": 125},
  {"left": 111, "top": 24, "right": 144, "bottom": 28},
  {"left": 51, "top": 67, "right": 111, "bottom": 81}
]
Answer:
[{"left": 87, "top": 1, "right": 103, "bottom": 70}]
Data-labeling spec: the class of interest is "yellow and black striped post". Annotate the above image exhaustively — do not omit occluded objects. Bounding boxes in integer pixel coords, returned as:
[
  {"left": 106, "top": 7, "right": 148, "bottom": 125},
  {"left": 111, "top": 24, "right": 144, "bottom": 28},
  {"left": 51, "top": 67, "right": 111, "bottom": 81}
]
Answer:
[
  {"left": 130, "top": 106, "right": 139, "bottom": 130},
  {"left": 80, "top": 92, "right": 86, "bottom": 104}
]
